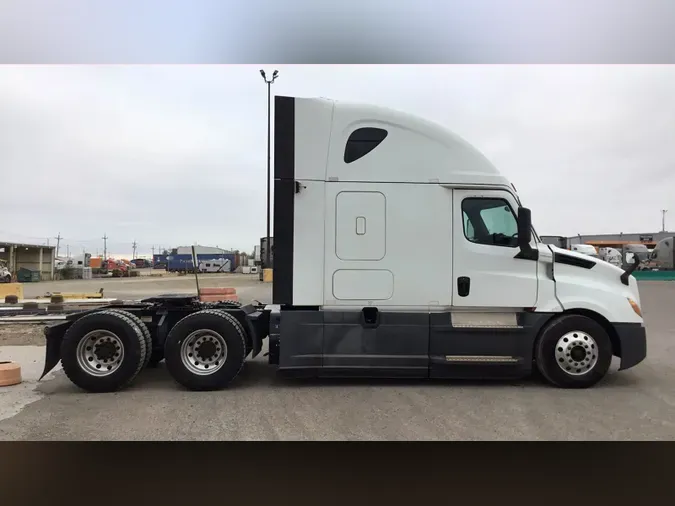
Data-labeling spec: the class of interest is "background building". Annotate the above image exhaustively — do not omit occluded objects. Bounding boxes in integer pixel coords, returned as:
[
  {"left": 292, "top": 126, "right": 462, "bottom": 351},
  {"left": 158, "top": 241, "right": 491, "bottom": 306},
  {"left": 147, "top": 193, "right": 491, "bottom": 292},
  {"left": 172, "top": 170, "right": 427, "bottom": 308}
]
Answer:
[
  {"left": 567, "top": 231, "right": 672, "bottom": 248},
  {"left": 0, "top": 240, "right": 56, "bottom": 281}
]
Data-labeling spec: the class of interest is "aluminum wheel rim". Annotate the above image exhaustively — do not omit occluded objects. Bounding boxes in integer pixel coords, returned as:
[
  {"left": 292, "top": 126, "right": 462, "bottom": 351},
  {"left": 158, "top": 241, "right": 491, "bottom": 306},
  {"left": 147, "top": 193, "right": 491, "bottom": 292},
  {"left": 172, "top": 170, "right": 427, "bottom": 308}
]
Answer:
[
  {"left": 555, "top": 330, "right": 598, "bottom": 376},
  {"left": 76, "top": 330, "right": 125, "bottom": 377},
  {"left": 180, "top": 329, "right": 228, "bottom": 375}
]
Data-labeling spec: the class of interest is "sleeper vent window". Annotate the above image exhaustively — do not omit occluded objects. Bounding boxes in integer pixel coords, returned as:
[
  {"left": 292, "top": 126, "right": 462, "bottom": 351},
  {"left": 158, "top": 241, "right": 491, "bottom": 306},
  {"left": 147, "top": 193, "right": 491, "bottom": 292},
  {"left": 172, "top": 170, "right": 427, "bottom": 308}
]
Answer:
[{"left": 344, "top": 127, "right": 388, "bottom": 164}]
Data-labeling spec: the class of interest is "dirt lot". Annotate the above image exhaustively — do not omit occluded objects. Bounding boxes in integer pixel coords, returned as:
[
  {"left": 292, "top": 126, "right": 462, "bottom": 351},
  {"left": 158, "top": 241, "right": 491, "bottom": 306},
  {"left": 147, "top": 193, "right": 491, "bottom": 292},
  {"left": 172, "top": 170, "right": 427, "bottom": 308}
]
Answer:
[
  {"left": 0, "top": 279, "right": 673, "bottom": 440},
  {"left": 0, "top": 325, "right": 44, "bottom": 346}
]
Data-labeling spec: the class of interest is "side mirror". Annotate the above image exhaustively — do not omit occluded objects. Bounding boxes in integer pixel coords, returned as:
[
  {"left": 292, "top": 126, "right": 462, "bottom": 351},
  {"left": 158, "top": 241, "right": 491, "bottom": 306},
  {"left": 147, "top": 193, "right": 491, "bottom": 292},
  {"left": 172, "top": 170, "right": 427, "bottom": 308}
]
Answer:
[{"left": 517, "top": 207, "right": 533, "bottom": 248}]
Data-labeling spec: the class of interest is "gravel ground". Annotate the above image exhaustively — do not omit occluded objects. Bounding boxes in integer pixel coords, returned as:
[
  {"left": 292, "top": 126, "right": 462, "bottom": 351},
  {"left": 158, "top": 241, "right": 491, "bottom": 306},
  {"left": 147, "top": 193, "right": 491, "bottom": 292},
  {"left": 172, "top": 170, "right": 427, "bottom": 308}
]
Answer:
[
  {"left": 0, "top": 325, "right": 46, "bottom": 346},
  {"left": 0, "top": 280, "right": 672, "bottom": 440}
]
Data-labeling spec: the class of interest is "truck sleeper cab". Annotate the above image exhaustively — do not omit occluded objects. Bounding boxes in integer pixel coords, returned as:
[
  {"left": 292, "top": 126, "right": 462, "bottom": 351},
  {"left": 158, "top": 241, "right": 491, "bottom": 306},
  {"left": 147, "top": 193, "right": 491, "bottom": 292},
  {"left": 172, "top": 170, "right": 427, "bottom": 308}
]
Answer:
[
  {"left": 38, "top": 95, "right": 647, "bottom": 393},
  {"left": 268, "top": 95, "right": 646, "bottom": 389}
]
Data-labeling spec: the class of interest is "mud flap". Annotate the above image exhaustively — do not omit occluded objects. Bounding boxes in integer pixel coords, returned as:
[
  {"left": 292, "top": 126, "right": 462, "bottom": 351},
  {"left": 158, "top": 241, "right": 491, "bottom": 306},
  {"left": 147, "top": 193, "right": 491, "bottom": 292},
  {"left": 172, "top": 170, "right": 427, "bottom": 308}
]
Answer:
[{"left": 39, "top": 322, "right": 69, "bottom": 380}]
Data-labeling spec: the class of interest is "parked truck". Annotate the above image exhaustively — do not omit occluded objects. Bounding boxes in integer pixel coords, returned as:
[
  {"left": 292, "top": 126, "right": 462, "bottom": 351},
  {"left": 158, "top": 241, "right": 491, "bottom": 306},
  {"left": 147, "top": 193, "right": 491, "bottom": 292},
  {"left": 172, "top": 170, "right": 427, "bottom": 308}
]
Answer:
[
  {"left": 645, "top": 237, "right": 674, "bottom": 270},
  {"left": 571, "top": 244, "right": 600, "bottom": 258},
  {"left": 0, "top": 260, "right": 11, "bottom": 283},
  {"left": 38, "top": 95, "right": 647, "bottom": 393},
  {"left": 621, "top": 243, "right": 651, "bottom": 270},
  {"left": 598, "top": 247, "right": 623, "bottom": 268}
]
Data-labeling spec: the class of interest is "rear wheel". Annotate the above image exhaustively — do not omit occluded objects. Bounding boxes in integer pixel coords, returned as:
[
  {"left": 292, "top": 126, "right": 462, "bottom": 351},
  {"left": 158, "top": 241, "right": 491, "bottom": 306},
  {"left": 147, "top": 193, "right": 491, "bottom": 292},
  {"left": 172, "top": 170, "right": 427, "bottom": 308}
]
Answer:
[
  {"left": 60, "top": 310, "right": 148, "bottom": 392},
  {"left": 164, "top": 309, "right": 247, "bottom": 391},
  {"left": 105, "top": 309, "right": 153, "bottom": 368},
  {"left": 535, "top": 314, "right": 613, "bottom": 389}
]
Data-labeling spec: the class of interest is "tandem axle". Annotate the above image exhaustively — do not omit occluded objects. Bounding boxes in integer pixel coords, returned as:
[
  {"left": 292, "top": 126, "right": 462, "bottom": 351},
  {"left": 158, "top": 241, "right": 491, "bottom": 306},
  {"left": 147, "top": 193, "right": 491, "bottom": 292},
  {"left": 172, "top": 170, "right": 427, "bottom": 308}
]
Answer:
[{"left": 40, "top": 294, "right": 271, "bottom": 392}]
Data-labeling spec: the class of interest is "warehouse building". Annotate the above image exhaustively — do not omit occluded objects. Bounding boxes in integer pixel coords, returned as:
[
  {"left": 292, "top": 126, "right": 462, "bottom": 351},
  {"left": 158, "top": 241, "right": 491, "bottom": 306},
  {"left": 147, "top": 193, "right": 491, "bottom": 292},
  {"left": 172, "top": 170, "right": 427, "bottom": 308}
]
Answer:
[{"left": 0, "top": 241, "right": 56, "bottom": 281}]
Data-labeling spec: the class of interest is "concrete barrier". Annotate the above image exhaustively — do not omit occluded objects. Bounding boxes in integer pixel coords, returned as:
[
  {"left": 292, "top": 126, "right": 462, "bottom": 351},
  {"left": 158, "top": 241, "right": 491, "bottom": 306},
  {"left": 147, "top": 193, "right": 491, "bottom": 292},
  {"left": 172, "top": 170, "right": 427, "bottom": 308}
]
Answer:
[
  {"left": 0, "top": 283, "right": 23, "bottom": 300},
  {"left": 199, "top": 287, "right": 239, "bottom": 303}
]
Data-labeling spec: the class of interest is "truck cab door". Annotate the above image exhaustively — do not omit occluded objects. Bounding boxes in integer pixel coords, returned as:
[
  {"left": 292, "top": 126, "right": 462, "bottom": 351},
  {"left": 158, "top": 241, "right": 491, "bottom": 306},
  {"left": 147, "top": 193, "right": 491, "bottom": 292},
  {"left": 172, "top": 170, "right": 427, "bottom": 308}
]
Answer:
[{"left": 452, "top": 189, "right": 538, "bottom": 309}]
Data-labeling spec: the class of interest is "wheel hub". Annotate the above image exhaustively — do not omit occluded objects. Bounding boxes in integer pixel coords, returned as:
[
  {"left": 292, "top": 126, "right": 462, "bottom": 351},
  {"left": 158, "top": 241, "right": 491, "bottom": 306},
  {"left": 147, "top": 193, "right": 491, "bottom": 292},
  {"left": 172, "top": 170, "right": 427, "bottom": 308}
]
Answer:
[
  {"left": 94, "top": 340, "right": 118, "bottom": 361},
  {"left": 76, "top": 330, "right": 125, "bottom": 377},
  {"left": 180, "top": 329, "right": 228, "bottom": 376},
  {"left": 570, "top": 346, "right": 587, "bottom": 362},
  {"left": 196, "top": 340, "right": 217, "bottom": 361},
  {"left": 554, "top": 330, "right": 598, "bottom": 376}
]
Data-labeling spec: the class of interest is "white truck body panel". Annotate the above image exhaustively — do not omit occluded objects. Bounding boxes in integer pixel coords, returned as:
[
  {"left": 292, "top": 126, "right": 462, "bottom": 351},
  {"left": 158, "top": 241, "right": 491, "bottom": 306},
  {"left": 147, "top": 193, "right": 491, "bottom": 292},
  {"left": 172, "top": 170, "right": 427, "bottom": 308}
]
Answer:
[{"left": 273, "top": 94, "right": 644, "bottom": 329}]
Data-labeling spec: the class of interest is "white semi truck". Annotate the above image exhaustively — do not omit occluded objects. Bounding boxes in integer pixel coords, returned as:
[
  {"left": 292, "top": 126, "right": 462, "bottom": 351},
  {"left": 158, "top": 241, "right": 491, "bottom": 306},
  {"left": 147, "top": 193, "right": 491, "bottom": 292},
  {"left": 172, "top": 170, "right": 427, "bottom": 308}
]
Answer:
[{"left": 38, "top": 95, "right": 647, "bottom": 392}]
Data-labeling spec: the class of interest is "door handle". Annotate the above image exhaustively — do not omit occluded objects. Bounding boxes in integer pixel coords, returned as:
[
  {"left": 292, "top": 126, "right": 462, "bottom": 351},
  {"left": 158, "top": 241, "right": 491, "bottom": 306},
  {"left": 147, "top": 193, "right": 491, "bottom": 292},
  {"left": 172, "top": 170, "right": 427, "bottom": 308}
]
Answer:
[{"left": 457, "top": 276, "right": 471, "bottom": 297}]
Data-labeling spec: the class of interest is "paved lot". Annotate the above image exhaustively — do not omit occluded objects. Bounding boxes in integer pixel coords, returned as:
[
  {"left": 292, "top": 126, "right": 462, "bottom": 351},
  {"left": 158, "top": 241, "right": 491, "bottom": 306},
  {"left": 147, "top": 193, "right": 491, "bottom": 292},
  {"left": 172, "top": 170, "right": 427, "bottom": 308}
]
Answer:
[{"left": 0, "top": 278, "right": 674, "bottom": 440}]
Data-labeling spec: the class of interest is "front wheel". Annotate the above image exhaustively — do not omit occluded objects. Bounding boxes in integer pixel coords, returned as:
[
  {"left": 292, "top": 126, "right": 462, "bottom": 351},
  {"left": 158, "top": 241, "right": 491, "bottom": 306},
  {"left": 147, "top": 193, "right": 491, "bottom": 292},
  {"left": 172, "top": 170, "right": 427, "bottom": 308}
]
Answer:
[
  {"left": 164, "top": 309, "right": 247, "bottom": 391},
  {"left": 535, "top": 314, "right": 613, "bottom": 389},
  {"left": 2, "top": 275, "right": 10, "bottom": 283}
]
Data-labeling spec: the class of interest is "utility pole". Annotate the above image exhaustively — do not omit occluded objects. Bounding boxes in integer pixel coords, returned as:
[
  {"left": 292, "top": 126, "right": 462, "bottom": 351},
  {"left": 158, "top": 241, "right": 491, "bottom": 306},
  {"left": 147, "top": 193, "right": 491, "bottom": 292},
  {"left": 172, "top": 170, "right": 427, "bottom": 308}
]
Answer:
[
  {"left": 102, "top": 234, "right": 108, "bottom": 261},
  {"left": 259, "top": 69, "right": 279, "bottom": 269},
  {"left": 55, "top": 232, "right": 62, "bottom": 257},
  {"left": 661, "top": 209, "right": 668, "bottom": 232},
  {"left": 66, "top": 245, "right": 70, "bottom": 258},
  {"left": 132, "top": 240, "right": 138, "bottom": 260},
  {"left": 151, "top": 245, "right": 156, "bottom": 256}
]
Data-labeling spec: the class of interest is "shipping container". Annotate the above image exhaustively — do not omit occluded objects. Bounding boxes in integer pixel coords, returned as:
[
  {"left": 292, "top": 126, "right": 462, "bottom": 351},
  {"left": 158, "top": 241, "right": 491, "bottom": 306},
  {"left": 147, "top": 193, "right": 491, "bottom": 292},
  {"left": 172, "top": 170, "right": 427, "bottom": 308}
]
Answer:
[{"left": 166, "top": 253, "right": 236, "bottom": 272}]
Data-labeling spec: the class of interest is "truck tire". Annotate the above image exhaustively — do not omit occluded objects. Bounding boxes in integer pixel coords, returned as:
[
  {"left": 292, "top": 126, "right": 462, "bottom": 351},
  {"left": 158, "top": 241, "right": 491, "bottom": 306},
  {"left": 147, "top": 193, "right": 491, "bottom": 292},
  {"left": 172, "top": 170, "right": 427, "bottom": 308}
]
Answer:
[
  {"left": 105, "top": 309, "right": 153, "bottom": 368},
  {"left": 60, "top": 310, "right": 148, "bottom": 392},
  {"left": 534, "top": 314, "right": 613, "bottom": 389},
  {"left": 164, "top": 309, "right": 247, "bottom": 391}
]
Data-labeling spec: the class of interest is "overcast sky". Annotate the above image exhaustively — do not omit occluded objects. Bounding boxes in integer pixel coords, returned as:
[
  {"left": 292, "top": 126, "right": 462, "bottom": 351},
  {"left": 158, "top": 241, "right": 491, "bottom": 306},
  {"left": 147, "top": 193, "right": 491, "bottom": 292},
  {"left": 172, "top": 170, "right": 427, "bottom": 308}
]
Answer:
[{"left": 1, "top": 65, "right": 674, "bottom": 258}]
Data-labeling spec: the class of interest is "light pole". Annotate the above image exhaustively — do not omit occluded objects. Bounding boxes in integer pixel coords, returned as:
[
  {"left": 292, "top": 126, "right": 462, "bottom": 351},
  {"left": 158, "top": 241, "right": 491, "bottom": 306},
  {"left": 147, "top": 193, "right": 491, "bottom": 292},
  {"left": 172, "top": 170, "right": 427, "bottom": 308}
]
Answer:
[{"left": 260, "top": 69, "right": 279, "bottom": 271}]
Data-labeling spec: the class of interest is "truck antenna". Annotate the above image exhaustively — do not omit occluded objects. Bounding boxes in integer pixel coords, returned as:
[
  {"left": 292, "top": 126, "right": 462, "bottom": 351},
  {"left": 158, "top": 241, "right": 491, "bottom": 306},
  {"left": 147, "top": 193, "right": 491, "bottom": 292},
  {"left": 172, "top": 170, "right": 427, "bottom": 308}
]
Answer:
[{"left": 191, "top": 245, "right": 201, "bottom": 297}]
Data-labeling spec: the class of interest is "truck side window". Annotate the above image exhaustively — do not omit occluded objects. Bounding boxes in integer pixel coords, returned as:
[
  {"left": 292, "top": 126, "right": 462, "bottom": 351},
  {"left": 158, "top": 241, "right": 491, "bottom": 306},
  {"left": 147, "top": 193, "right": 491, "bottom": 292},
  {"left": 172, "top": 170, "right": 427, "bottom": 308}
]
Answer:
[
  {"left": 344, "top": 127, "right": 388, "bottom": 163},
  {"left": 462, "top": 198, "right": 518, "bottom": 248}
]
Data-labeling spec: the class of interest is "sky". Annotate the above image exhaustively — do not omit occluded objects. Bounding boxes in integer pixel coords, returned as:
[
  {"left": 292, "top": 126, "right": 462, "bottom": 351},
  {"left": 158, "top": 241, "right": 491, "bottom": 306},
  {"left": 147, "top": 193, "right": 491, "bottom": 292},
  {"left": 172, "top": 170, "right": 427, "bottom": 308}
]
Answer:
[{"left": 1, "top": 65, "right": 674, "bottom": 258}]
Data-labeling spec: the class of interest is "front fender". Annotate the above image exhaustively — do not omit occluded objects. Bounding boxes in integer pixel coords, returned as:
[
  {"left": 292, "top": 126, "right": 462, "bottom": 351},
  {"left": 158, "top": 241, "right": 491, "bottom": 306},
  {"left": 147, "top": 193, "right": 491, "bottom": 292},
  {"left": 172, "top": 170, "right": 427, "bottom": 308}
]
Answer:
[{"left": 553, "top": 293, "right": 642, "bottom": 325}]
